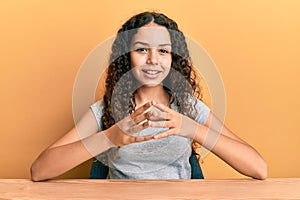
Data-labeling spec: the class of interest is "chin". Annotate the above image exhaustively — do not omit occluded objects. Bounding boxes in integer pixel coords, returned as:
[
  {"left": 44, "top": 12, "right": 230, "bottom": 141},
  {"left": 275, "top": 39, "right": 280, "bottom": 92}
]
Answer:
[{"left": 140, "top": 82, "right": 163, "bottom": 87}]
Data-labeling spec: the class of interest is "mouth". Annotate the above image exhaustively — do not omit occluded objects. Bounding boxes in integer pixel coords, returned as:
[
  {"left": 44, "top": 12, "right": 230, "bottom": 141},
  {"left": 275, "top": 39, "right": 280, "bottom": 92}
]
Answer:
[{"left": 141, "top": 70, "right": 162, "bottom": 75}]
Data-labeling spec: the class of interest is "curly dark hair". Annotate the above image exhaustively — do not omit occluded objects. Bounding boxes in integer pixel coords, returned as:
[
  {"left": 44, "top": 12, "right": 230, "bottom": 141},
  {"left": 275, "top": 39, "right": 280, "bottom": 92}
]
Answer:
[{"left": 101, "top": 11, "right": 203, "bottom": 154}]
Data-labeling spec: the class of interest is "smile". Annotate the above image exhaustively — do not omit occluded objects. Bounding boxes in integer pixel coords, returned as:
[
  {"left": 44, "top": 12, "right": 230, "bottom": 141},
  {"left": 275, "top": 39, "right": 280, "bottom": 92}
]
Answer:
[
  {"left": 142, "top": 70, "right": 161, "bottom": 75},
  {"left": 141, "top": 69, "right": 162, "bottom": 79}
]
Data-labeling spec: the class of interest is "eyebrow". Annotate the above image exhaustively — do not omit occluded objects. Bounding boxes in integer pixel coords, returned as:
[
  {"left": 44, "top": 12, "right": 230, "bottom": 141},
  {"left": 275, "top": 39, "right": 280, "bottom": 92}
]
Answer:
[{"left": 132, "top": 41, "right": 171, "bottom": 47}]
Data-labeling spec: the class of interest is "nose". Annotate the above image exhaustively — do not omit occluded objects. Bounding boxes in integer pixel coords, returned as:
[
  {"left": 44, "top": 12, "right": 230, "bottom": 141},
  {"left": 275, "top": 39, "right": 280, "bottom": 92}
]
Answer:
[{"left": 146, "top": 48, "right": 159, "bottom": 65}]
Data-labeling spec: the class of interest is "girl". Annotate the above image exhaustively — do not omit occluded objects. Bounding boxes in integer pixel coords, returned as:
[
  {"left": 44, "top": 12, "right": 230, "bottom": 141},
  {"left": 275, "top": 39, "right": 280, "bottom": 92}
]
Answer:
[{"left": 31, "top": 11, "right": 267, "bottom": 181}]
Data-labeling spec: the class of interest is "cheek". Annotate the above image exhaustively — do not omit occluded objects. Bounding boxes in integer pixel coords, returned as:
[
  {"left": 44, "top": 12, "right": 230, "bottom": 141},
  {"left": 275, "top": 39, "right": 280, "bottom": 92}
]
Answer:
[
  {"left": 130, "top": 53, "right": 145, "bottom": 68},
  {"left": 162, "top": 56, "right": 172, "bottom": 68},
  {"left": 130, "top": 53, "right": 135, "bottom": 67}
]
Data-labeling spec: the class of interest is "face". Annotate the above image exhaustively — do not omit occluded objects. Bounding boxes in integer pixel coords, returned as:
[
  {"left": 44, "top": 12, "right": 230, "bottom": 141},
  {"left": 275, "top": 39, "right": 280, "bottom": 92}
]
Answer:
[{"left": 130, "top": 22, "right": 172, "bottom": 87}]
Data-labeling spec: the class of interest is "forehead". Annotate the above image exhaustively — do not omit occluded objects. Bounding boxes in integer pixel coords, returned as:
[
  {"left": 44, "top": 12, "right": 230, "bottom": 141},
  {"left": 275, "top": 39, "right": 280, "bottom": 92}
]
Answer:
[{"left": 131, "top": 26, "right": 171, "bottom": 46}]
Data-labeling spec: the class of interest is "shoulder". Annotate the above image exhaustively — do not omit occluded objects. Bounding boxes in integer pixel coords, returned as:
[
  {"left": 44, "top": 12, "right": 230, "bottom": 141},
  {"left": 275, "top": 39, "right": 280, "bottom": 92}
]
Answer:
[
  {"left": 90, "top": 100, "right": 105, "bottom": 130},
  {"left": 91, "top": 100, "right": 104, "bottom": 110},
  {"left": 189, "top": 95, "right": 211, "bottom": 125}
]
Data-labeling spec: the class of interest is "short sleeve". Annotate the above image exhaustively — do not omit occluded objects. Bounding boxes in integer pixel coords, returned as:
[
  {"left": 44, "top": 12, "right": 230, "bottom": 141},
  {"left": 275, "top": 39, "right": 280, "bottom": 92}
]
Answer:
[
  {"left": 90, "top": 100, "right": 104, "bottom": 131},
  {"left": 193, "top": 99, "right": 211, "bottom": 125}
]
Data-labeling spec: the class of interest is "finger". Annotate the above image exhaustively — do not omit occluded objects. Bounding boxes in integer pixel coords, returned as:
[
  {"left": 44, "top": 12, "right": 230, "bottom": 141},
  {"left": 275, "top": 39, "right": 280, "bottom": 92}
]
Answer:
[
  {"left": 149, "top": 120, "right": 172, "bottom": 128},
  {"left": 148, "top": 106, "right": 171, "bottom": 121},
  {"left": 133, "top": 135, "right": 155, "bottom": 143},
  {"left": 127, "top": 120, "right": 150, "bottom": 134},
  {"left": 153, "top": 129, "right": 176, "bottom": 140},
  {"left": 129, "top": 102, "right": 153, "bottom": 125},
  {"left": 152, "top": 103, "right": 173, "bottom": 113},
  {"left": 131, "top": 111, "right": 150, "bottom": 125},
  {"left": 131, "top": 101, "right": 152, "bottom": 117}
]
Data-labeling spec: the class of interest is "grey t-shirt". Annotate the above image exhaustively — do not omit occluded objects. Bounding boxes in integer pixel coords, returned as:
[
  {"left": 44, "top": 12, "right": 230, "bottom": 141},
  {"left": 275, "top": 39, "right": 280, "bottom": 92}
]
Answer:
[{"left": 90, "top": 98, "right": 210, "bottom": 179}]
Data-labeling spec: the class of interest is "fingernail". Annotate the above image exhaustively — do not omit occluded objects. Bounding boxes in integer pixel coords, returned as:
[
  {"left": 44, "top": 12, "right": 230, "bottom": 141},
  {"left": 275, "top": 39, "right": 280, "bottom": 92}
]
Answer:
[
  {"left": 143, "top": 122, "right": 147, "bottom": 127},
  {"left": 154, "top": 135, "right": 158, "bottom": 139}
]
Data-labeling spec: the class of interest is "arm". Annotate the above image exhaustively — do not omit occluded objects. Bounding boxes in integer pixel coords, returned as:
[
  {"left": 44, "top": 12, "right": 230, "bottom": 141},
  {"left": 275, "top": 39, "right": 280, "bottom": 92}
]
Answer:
[
  {"left": 195, "top": 112, "right": 267, "bottom": 180},
  {"left": 30, "top": 109, "right": 111, "bottom": 181},
  {"left": 30, "top": 102, "right": 154, "bottom": 181},
  {"left": 149, "top": 104, "right": 268, "bottom": 180}
]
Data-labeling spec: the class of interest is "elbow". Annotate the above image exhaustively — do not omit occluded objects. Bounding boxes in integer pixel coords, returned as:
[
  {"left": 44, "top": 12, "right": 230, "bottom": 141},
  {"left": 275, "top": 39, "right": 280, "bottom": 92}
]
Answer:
[
  {"left": 30, "top": 163, "right": 47, "bottom": 182},
  {"left": 254, "top": 160, "right": 268, "bottom": 180},
  {"left": 260, "top": 161, "right": 268, "bottom": 180},
  {"left": 30, "top": 164, "right": 40, "bottom": 182}
]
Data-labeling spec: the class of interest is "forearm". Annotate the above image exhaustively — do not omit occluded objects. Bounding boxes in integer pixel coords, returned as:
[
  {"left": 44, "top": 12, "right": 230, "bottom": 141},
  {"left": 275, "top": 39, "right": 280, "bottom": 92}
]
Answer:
[
  {"left": 194, "top": 125, "right": 267, "bottom": 180},
  {"left": 30, "top": 131, "right": 113, "bottom": 181}
]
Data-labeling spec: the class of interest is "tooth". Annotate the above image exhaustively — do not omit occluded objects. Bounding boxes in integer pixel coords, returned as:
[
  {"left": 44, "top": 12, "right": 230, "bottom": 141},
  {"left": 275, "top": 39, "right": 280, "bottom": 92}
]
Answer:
[{"left": 146, "top": 70, "right": 158, "bottom": 74}]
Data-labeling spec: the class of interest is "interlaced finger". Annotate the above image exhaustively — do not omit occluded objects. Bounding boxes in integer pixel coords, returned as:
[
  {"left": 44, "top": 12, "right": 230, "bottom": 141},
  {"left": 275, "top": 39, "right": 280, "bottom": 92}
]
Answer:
[
  {"left": 131, "top": 101, "right": 152, "bottom": 117},
  {"left": 149, "top": 120, "right": 172, "bottom": 128},
  {"left": 152, "top": 103, "right": 173, "bottom": 113},
  {"left": 127, "top": 120, "right": 150, "bottom": 134},
  {"left": 148, "top": 106, "right": 171, "bottom": 121},
  {"left": 131, "top": 111, "right": 150, "bottom": 125}
]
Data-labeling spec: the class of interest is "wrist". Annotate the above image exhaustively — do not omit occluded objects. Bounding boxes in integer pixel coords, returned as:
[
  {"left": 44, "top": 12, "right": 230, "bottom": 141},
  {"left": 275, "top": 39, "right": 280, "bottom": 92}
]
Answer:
[
  {"left": 178, "top": 116, "right": 199, "bottom": 139},
  {"left": 102, "top": 126, "right": 119, "bottom": 147},
  {"left": 81, "top": 131, "right": 115, "bottom": 157}
]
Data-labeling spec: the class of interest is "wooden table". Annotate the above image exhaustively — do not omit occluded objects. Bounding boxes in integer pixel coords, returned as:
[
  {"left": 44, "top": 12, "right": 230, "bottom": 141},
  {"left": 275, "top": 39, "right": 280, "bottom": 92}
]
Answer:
[{"left": 0, "top": 178, "right": 299, "bottom": 199}]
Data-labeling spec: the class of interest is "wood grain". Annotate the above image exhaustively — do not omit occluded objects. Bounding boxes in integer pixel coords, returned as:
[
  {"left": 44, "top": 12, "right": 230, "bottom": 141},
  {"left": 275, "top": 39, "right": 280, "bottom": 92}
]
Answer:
[{"left": 0, "top": 178, "right": 299, "bottom": 199}]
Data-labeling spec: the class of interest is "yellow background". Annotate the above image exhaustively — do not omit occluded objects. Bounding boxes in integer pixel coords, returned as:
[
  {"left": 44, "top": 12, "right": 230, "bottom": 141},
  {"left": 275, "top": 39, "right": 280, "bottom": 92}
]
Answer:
[{"left": 0, "top": 0, "right": 299, "bottom": 179}]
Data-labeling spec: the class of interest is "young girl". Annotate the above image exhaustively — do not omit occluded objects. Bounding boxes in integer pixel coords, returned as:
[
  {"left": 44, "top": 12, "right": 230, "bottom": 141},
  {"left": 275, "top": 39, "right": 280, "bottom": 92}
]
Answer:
[{"left": 31, "top": 11, "right": 267, "bottom": 181}]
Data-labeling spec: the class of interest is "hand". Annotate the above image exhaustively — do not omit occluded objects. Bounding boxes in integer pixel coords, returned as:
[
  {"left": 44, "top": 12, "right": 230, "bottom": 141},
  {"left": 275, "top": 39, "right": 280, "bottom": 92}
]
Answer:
[
  {"left": 148, "top": 102, "right": 199, "bottom": 139},
  {"left": 104, "top": 101, "right": 154, "bottom": 147}
]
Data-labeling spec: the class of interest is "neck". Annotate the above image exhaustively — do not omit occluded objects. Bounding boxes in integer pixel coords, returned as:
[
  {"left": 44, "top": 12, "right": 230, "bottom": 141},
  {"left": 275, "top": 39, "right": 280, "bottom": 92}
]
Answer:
[{"left": 134, "top": 85, "right": 170, "bottom": 108}]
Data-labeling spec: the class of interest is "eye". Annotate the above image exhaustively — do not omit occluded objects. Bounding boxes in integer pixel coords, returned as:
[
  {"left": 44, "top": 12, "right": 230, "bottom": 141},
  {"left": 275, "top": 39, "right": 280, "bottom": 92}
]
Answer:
[
  {"left": 159, "top": 49, "right": 170, "bottom": 54},
  {"left": 135, "top": 48, "right": 147, "bottom": 53}
]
